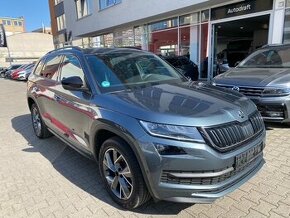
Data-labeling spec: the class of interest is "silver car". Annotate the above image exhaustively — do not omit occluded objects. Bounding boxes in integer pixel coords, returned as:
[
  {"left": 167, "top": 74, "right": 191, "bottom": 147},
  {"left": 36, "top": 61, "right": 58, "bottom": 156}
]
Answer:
[{"left": 213, "top": 44, "right": 290, "bottom": 124}]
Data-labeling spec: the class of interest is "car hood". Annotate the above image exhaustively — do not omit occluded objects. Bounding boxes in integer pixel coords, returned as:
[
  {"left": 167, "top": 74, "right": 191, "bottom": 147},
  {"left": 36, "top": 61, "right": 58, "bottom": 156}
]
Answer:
[
  {"left": 96, "top": 82, "right": 256, "bottom": 126},
  {"left": 214, "top": 67, "right": 290, "bottom": 88}
]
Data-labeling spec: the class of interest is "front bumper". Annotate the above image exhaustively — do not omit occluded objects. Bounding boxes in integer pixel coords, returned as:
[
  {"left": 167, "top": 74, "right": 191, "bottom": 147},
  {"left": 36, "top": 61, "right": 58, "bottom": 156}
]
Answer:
[
  {"left": 138, "top": 130, "right": 266, "bottom": 203},
  {"left": 249, "top": 95, "right": 290, "bottom": 124}
]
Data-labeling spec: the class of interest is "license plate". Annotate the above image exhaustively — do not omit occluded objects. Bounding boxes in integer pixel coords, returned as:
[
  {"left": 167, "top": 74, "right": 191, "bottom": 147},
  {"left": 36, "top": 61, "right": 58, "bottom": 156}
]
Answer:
[{"left": 235, "top": 143, "right": 263, "bottom": 169}]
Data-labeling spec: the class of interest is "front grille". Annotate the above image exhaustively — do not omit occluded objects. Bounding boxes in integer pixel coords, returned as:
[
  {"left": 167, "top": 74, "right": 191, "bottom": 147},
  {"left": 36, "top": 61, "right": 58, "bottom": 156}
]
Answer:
[
  {"left": 217, "top": 85, "right": 264, "bottom": 97},
  {"left": 203, "top": 112, "right": 264, "bottom": 152}
]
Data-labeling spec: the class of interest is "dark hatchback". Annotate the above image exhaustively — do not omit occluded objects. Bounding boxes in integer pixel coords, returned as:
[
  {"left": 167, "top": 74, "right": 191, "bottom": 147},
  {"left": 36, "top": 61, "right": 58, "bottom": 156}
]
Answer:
[
  {"left": 213, "top": 44, "right": 290, "bottom": 124},
  {"left": 27, "top": 47, "right": 265, "bottom": 209}
]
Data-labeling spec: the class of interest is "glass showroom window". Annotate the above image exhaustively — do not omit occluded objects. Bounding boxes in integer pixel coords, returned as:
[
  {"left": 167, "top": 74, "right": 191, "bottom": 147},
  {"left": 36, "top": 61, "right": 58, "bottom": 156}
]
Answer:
[
  {"left": 284, "top": 8, "right": 290, "bottom": 44},
  {"left": 57, "top": 14, "right": 66, "bottom": 31},
  {"left": 114, "top": 28, "right": 134, "bottom": 47},
  {"left": 99, "top": 0, "right": 121, "bottom": 10},
  {"left": 134, "top": 26, "right": 148, "bottom": 50},
  {"left": 179, "top": 13, "right": 200, "bottom": 65},
  {"left": 76, "top": 0, "right": 93, "bottom": 19},
  {"left": 148, "top": 18, "right": 178, "bottom": 56}
]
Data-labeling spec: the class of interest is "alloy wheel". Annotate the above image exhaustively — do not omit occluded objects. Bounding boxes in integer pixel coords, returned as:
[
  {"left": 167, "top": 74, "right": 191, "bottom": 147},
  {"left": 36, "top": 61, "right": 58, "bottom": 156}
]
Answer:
[
  {"left": 102, "top": 148, "right": 133, "bottom": 200},
  {"left": 32, "top": 107, "right": 42, "bottom": 136}
]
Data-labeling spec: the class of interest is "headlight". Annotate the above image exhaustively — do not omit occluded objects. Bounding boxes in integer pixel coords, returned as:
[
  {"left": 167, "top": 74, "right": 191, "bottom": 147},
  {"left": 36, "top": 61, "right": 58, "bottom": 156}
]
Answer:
[
  {"left": 262, "top": 88, "right": 290, "bottom": 97},
  {"left": 140, "top": 121, "right": 204, "bottom": 143}
]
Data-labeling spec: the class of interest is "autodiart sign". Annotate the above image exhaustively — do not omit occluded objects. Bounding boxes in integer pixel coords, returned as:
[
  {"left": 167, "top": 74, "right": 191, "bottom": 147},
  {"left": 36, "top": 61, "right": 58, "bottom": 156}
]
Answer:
[
  {"left": 211, "top": 0, "right": 273, "bottom": 20},
  {"left": 227, "top": 4, "right": 252, "bottom": 15}
]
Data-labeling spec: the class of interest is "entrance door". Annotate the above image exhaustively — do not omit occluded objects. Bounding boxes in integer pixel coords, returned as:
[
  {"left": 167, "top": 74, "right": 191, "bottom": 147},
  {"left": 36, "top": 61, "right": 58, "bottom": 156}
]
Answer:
[{"left": 212, "top": 14, "right": 270, "bottom": 77}]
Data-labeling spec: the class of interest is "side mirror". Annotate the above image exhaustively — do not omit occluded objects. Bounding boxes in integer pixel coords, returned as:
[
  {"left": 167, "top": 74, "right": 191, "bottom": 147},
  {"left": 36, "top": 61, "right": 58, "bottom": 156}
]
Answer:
[{"left": 61, "top": 76, "right": 85, "bottom": 91}]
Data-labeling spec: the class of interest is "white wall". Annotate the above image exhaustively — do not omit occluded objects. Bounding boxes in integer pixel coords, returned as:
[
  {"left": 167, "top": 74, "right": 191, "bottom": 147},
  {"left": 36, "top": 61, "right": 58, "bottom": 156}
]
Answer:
[
  {"left": 63, "top": 0, "right": 239, "bottom": 38},
  {"left": 0, "top": 33, "right": 54, "bottom": 67}
]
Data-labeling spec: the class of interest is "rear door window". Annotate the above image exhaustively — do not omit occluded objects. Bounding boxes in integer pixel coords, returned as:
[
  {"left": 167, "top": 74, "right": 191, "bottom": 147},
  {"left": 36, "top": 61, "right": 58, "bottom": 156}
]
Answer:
[
  {"left": 40, "top": 55, "right": 62, "bottom": 80},
  {"left": 34, "top": 60, "right": 45, "bottom": 76}
]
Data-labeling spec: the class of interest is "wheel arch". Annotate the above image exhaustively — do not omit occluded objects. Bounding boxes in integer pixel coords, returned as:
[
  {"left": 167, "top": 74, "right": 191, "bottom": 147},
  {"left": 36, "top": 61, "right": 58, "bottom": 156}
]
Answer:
[{"left": 90, "top": 121, "right": 158, "bottom": 200}]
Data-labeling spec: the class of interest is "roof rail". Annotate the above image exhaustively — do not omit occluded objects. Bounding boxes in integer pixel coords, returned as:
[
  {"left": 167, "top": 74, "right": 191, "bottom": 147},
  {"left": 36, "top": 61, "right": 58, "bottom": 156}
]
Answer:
[{"left": 46, "top": 46, "right": 82, "bottom": 54}]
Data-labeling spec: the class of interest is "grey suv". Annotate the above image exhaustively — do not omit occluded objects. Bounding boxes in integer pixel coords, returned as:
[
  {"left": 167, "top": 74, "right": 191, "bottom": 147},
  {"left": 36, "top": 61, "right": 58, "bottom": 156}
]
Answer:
[
  {"left": 27, "top": 47, "right": 266, "bottom": 209},
  {"left": 213, "top": 44, "right": 290, "bottom": 124}
]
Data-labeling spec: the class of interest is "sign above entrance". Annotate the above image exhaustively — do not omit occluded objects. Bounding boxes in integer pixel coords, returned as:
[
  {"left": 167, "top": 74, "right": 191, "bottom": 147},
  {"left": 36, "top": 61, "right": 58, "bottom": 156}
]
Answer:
[{"left": 211, "top": 0, "right": 273, "bottom": 20}]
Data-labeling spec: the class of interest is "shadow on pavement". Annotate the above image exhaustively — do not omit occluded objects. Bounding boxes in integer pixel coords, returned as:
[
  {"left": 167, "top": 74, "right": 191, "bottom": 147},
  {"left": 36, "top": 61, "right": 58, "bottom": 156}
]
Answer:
[{"left": 12, "top": 114, "right": 192, "bottom": 215}]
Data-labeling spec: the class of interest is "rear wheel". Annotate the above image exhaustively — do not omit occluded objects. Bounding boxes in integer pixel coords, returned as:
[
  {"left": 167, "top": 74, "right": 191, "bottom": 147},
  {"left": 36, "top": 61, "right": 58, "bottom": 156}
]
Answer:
[
  {"left": 99, "top": 137, "right": 151, "bottom": 209},
  {"left": 31, "top": 103, "right": 52, "bottom": 138}
]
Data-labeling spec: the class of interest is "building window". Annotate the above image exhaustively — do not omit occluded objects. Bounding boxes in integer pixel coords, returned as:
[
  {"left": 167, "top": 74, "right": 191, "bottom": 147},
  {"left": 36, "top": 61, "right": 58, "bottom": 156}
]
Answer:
[
  {"left": 14, "top": 21, "right": 18, "bottom": 26},
  {"left": 57, "top": 14, "right": 66, "bottom": 31},
  {"left": 284, "top": 9, "right": 290, "bottom": 43},
  {"left": 99, "top": 0, "right": 121, "bottom": 10},
  {"left": 149, "top": 18, "right": 178, "bottom": 32},
  {"left": 201, "top": 10, "right": 209, "bottom": 22},
  {"left": 54, "top": 0, "right": 63, "bottom": 5},
  {"left": 2, "top": 20, "right": 7, "bottom": 25},
  {"left": 7, "top": 20, "right": 11, "bottom": 26},
  {"left": 149, "top": 18, "right": 178, "bottom": 56},
  {"left": 18, "top": 21, "right": 23, "bottom": 26},
  {"left": 114, "top": 28, "right": 134, "bottom": 47},
  {"left": 76, "top": 0, "right": 93, "bottom": 19},
  {"left": 180, "top": 12, "right": 199, "bottom": 26},
  {"left": 287, "top": 0, "right": 290, "bottom": 7}
]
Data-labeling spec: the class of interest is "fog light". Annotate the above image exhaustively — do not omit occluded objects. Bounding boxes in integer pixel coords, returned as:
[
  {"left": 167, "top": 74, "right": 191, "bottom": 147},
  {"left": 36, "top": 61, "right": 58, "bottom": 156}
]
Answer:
[{"left": 154, "top": 144, "right": 187, "bottom": 155}]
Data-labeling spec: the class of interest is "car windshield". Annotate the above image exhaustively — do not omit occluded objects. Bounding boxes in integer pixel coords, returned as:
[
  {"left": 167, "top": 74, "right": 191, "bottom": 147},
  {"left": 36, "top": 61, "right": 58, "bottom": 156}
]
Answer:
[
  {"left": 238, "top": 46, "right": 290, "bottom": 68},
  {"left": 86, "top": 51, "right": 185, "bottom": 92}
]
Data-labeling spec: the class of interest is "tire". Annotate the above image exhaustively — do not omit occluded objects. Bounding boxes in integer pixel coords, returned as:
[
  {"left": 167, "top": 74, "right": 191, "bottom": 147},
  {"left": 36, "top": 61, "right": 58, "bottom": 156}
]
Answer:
[
  {"left": 31, "top": 103, "right": 52, "bottom": 138},
  {"left": 0, "top": 72, "right": 5, "bottom": 78},
  {"left": 99, "top": 137, "right": 151, "bottom": 209}
]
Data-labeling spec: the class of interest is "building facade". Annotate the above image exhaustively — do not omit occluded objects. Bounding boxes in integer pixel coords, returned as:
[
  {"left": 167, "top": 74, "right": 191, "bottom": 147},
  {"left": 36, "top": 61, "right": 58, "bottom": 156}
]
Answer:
[
  {"left": 0, "top": 17, "right": 25, "bottom": 36},
  {"left": 0, "top": 33, "right": 54, "bottom": 67},
  {"left": 49, "top": 0, "right": 290, "bottom": 80}
]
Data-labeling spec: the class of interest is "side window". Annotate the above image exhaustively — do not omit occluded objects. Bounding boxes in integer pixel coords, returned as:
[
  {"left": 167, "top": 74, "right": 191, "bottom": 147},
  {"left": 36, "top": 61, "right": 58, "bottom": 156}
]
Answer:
[
  {"left": 34, "top": 60, "right": 45, "bottom": 76},
  {"left": 41, "top": 55, "right": 62, "bottom": 80},
  {"left": 60, "top": 55, "right": 85, "bottom": 82}
]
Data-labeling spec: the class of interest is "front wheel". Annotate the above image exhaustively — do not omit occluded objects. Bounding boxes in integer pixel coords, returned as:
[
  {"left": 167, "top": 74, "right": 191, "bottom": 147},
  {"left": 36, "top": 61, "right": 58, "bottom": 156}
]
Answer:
[
  {"left": 0, "top": 72, "right": 5, "bottom": 78},
  {"left": 99, "top": 137, "right": 151, "bottom": 209}
]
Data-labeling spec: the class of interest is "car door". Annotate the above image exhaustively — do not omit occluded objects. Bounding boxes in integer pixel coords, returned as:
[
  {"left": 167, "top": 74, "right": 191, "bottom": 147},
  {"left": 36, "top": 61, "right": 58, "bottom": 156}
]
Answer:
[
  {"left": 51, "top": 54, "right": 93, "bottom": 153},
  {"left": 30, "top": 55, "right": 63, "bottom": 134}
]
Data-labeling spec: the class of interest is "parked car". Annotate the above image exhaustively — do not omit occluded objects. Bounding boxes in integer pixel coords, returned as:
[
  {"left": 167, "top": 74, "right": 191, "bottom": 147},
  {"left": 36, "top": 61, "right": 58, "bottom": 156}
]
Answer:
[
  {"left": 213, "top": 44, "right": 290, "bottom": 124},
  {"left": 0, "top": 64, "right": 22, "bottom": 78},
  {"left": 5, "top": 64, "right": 31, "bottom": 79},
  {"left": 11, "top": 64, "right": 35, "bottom": 81},
  {"left": 162, "top": 55, "right": 199, "bottom": 81},
  {"left": 27, "top": 47, "right": 265, "bottom": 209}
]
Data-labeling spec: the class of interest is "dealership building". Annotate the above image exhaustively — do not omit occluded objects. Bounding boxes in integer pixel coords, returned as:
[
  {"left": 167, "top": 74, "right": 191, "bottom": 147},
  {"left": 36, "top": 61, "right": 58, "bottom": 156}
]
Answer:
[{"left": 49, "top": 0, "right": 290, "bottom": 80}]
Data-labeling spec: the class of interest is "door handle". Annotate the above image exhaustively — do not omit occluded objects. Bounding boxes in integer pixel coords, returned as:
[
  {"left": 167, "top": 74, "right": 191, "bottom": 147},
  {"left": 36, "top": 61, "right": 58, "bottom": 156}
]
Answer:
[{"left": 54, "top": 95, "right": 61, "bottom": 102}]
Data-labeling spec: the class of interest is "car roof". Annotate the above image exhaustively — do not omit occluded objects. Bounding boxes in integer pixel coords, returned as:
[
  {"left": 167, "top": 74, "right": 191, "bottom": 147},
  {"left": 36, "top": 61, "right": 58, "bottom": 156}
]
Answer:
[{"left": 45, "top": 46, "right": 150, "bottom": 57}]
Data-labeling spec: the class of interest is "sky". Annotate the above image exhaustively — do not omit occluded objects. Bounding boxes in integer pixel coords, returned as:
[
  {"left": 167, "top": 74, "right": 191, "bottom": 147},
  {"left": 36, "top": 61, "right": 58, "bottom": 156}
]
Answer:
[{"left": 0, "top": 0, "right": 51, "bottom": 31}]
